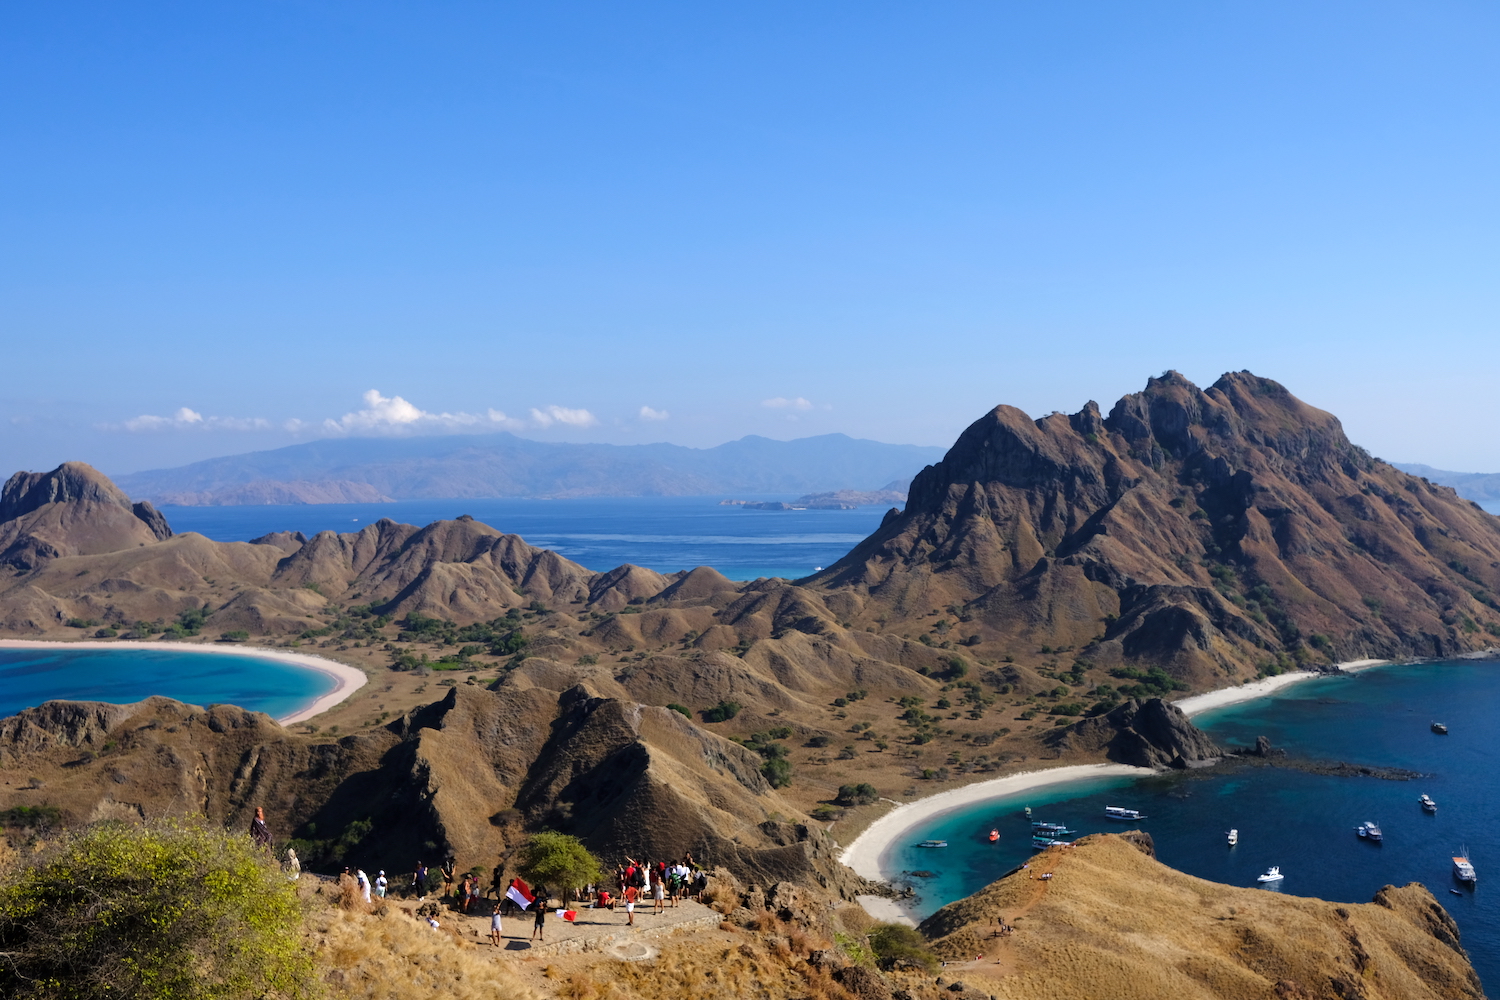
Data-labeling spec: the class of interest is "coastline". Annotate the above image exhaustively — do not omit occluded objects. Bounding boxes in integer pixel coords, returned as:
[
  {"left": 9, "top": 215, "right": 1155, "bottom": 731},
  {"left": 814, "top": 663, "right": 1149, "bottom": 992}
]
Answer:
[
  {"left": 844, "top": 658, "right": 1399, "bottom": 923},
  {"left": 0, "top": 639, "right": 367, "bottom": 725},
  {"left": 1172, "top": 658, "right": 1391, "bottom": 719},
  {"left": 838, "top": 762, "right": 1154, "bottom": 884}
]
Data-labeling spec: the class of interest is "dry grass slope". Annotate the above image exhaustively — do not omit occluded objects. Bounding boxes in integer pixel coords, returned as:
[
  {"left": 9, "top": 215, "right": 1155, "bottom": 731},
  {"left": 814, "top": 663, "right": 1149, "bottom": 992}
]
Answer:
[{"left": 921, "top": 834, "right": 1483, "bottom": 1000}]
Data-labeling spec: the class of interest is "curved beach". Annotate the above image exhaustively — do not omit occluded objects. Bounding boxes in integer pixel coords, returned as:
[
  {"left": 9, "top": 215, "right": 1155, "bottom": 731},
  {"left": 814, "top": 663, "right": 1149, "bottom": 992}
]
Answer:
[
  {"left": 0, "top": 639, "right": 367, "bottom": 725},
  {"left": 842, "top": 659, "right": 1396, "bottom": 922}
]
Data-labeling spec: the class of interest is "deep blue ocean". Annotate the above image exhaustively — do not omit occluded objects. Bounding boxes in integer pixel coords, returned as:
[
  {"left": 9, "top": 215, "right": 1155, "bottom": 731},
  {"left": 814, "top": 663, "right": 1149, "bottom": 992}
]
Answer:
[
  {"left": 883, "top": 661, "right": 1500, "bottom": 989},
  {"left": 0, "top": 646, "right": 335, "bottom": 721},
  {"left": 161, "top": 495, "right": 891, "bottom": 582}
]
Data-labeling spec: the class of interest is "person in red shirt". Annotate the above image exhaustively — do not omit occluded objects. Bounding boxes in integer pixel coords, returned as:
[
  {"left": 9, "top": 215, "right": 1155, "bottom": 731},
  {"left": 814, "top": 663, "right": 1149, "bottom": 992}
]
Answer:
[{"left": 623, "top": 884, "right": 639, "bottom": 926}]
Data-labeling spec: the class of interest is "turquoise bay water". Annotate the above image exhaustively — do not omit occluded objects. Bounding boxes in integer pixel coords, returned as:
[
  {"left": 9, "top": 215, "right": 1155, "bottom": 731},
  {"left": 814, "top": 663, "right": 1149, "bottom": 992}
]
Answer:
[
  {"left": 0, "top": 647, "right": 335, "bottom": 721},
  {"left": 883, "top": 661, "right": 1500, "bottom": 990},
  {"left": 161, "top": 495, "right": 893, "bottom": 581}
]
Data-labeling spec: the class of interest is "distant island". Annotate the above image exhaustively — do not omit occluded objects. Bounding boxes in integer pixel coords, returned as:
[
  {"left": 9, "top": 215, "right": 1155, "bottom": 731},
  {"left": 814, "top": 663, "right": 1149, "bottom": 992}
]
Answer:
[
  {"left": 1393, "top": 462, "right": 1500, "bottom": 502},
  {"left": 116, "top": 433, "right": 943, "bottom": 505},
  {"left": 720, "top": 479, "right": 910, "bottom": 510}
]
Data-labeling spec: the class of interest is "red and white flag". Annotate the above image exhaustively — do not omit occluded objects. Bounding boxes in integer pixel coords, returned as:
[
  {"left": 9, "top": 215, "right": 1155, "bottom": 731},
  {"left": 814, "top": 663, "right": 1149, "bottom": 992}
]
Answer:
[
  {"left": 555, "top": 909, "right": 577, "bottom": 922},
  {"left": 506, "top": 878, "right": 535, "bottom": 910}
]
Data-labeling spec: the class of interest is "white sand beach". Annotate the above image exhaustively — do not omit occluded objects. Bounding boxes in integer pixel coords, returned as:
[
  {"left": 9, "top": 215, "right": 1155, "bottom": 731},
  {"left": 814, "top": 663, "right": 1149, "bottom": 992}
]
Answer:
[
  {"left": 0, "top": 639, "right": 367, "bottom": 725},
  {"left": 1173, "top": 658, "right": 1391, "bottom": 718},
  {"left": 839, "top": 762, "right": 1155, "bottom": 885}
]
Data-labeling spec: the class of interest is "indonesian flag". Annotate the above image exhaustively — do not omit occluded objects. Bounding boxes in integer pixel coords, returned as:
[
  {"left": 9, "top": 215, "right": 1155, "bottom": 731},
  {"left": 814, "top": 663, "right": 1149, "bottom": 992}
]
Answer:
[
  {"left": 506, "top": 878, "right": 535, "bottom": 910},
  {"left": 555, "top": 908, "right": 577, "bottom": 922}
]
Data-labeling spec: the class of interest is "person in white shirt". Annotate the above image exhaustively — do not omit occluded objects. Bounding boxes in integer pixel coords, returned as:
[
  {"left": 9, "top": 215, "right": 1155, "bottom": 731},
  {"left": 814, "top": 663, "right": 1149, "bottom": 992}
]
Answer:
[{"left": 375, "top": 871, "right": 388, "bottom": 898}]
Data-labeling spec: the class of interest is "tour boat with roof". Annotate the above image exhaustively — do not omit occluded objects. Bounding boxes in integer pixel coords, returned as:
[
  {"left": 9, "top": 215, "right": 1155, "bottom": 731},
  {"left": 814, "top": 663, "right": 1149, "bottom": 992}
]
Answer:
[
  {"left": 1257, "top": 866, "right": 1284, "bottom": 883},
  {"left": 1454, "top": 852, "right": 1477, "bottom": 884},
  {"left": 1104, "top": 805, "right": 1146, "bottom": 820}
]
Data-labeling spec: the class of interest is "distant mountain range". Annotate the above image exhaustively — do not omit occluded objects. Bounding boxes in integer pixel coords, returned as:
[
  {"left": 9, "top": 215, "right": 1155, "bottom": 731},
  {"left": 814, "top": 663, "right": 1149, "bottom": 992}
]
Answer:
[
  {"left": 114, "top": 433, "right": 946, "bottom": 505},
  {"left": 1392, "top": 463, "right": 1500, "bottom": 502}
]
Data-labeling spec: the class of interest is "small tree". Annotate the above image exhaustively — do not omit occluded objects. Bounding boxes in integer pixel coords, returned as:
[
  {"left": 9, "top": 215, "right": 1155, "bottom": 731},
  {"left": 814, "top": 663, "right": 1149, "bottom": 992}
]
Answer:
[
  {"left": 835, "top": 782, "right": 878, "bottom": 806},
  {"left": 514, "top": 832, "right": 604, "bottom": 906},
  {"left": 702, "top": 700, "right": 742, "bottom": 723},
  {"left": 0, "top": 820, "right": 314, "bottom": 1000},
  {"left": 868, "top": 922, "right": 939, "bottom": 972},
  {"left": 761, "top": 756, "right": 792, "bottom": 788}
]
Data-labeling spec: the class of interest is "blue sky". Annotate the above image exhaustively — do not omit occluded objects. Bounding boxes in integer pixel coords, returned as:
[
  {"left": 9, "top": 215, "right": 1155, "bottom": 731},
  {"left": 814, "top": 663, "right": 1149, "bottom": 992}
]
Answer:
[{"left": 3, "top": 2, "right": 1499, "bottom": 475}]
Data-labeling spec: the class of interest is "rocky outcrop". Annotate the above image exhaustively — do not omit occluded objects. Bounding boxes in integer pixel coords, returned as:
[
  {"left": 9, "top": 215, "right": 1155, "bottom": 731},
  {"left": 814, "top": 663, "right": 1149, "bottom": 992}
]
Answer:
[
  {"left": 0, "top": 463, "right": 172, "bottom": 569},
  {"left": 1044, "top": 697, "right": 1222, "bottom": 769}
]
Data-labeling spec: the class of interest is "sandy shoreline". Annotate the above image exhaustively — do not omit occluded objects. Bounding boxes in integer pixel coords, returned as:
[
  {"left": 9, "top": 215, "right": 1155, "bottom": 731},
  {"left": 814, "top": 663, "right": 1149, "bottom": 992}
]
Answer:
[
  {"left": 0, "top": 639, "right": 367, "bottom": 725},
  {"left": 838, "top": 762, "right": 1154, "bottom": 885},
  {"left": 1172, "top": 658, "right": 1391, "bottom": 718}
]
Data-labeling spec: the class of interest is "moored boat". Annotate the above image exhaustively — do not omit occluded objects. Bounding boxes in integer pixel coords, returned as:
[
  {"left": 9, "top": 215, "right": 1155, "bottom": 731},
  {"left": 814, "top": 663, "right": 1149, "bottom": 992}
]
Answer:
[
  {"left": 1104, "top": 805, "right": 1146, "bottom": 820},
  {"left": 989, "top": 829, "right": 999, "bottom": 842},
  {"left": 1257, "top": 866, "right": 1284, "bottom": 883},
  {"left": 1419, "top": 794, "right": 1438, "bottom": 813},
  {"left": 1432, "top": 722, "right": 1448, "bottom": 734},
  {"left": 1356, "top": 822, "right": 1383, "bottom": 842},
  {"left": 1454, "top": 853, "right": 1477, "bottom": 884},
  {"left": 917, "top": 839, "right": 948, "bottom": 848},
  {"left": 1226, "top": 829, "right": 1238, "bottom": 846}
]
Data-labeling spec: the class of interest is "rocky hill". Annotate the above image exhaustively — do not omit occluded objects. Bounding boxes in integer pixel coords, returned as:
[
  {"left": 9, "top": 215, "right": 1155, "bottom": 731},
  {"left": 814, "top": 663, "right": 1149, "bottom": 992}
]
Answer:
[
  {"left": 1396, "top": 463, "right": 1500, "bottom": 503},
  {"left": 0, "top": 462, "right": 171, "bottom": 571},
  {"left": 920, "top": 833, "right": 1483, "bottom": 1000},
  {"left": 811, "top": 371, "right": 1500, "bottom": 688}
]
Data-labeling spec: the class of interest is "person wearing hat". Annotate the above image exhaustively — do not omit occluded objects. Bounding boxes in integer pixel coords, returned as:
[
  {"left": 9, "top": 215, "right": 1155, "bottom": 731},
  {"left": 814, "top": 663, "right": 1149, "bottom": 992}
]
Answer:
[{"left": 375, "top": 870, "right": 388, "bottom": 898}]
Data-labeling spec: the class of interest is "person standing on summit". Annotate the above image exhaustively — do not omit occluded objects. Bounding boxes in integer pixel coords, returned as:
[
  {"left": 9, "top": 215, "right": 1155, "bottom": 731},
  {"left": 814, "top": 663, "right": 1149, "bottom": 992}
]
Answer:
[{"left": 413, "top": 861, "right": 430, "bottom": 901}]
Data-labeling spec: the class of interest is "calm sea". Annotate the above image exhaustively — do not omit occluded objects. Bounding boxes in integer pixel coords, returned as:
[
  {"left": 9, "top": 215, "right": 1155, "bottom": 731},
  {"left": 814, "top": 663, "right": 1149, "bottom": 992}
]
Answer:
[
  {"left": 161, "top": 495, "right": 892, "bottom": 582},
  {"left": 0, "top": 646, "right": 335, "bottom": 721},
  {"left": 882, "top": 661, "right": 1500, "bottom": 989}
]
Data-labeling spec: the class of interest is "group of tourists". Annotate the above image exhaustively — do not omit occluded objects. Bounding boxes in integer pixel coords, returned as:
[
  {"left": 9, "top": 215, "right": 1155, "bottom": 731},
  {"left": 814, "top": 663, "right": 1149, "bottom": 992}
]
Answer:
[{"left": 248, "top": 807, "right": 713, "bottom": 944}]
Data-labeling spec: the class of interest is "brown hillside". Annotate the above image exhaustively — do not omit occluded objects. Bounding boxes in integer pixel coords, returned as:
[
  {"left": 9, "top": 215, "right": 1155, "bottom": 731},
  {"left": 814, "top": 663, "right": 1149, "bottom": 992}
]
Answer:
[
  {"left": 920, "top": 833, "right": 1483, "bottom": 1000},
  {"left": 809, "top": 371, "right": 1500, "bottom": 688}
]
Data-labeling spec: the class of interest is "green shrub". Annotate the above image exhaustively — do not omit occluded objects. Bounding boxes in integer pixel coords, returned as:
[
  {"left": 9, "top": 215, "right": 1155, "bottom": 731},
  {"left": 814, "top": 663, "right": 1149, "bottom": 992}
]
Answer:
[
  {"left": 220, "top": 630, "right": 250, "bottom": 642},
  {"left": 702, "top": 700, "right": 742, "bottom": 723},
  {"left": 835, "top": 782, "right": 878, "bottom": 806},
  {"left": 761, "top": 756, "right": 792, "bottom": 788},
  {"left": 807, "top": 735, "right": 832, "bottom": 748},
  {"left": 0, "top": 820, "right": 313, "bottom": 1000},
  {"left": 666, "top": 703, "right": 691, "bottom": 718},
  {"left": 867, "top": 923, "right": 938, "bottom": 972}
]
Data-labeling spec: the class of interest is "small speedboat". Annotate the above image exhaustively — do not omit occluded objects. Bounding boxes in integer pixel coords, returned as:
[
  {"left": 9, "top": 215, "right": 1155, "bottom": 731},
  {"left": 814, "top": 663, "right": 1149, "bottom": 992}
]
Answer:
[
  {"left": 1104, "top": 805, "right": 1146, "bottom": 821},
  {"left": 988, "top": 829, "right": 999, "bottom": 842},
  {"left": 1432, "top": 722, "right": 1449, "bottom": 734},
  {"left": 1226, "top": 829, "right": 1238, "bottom": 847},
  {"left": 1257, "top": 866, "right": 1285, "bottom": 883},
  {"left": 1419, "top": 794, "right": 1438, "bottom": 813},
  {"left": 1357, "top": 822, "right": 1383, "bottom": 842},
  {"left": 917, "top": 840, "right": 948, "bottom": 848}
]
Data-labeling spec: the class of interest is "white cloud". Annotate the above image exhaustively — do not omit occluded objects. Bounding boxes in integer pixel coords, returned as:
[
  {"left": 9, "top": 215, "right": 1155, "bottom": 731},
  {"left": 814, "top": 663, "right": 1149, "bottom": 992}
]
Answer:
[
  {"left": 322, "top": 390, "right": 526, "bottom": 435},
  {"left": 638, "top": 405, "right": 670, "bottom": 422},
  {"left": 120, "top": 407, "right": 270, "bottom": 432},
  {"left": 530, "top": 404, "right": 599, "bottom": 428},
  {"left": 761, "top": 396, "right": 814, "bottom": 411}
]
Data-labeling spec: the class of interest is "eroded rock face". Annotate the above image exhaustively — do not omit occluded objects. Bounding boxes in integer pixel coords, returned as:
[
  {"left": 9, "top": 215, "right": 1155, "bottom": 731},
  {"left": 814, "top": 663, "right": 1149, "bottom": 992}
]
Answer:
[
  {"left": 0, "top": 462, "right": 172, "bottom": 569},
  {"left": 1044, "top": 697, "right": 1222, "bottom": 769}
]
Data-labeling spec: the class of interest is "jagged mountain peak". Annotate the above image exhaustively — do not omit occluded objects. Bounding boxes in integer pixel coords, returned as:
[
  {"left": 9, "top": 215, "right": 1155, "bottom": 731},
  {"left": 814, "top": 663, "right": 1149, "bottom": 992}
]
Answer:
[{"left": 812, "top": 371, "right": 1500, "bottom": 686}]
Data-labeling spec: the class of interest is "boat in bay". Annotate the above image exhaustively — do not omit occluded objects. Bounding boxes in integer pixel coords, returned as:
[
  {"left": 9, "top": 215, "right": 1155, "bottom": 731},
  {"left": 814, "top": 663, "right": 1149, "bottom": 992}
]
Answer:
[
  {"left": 1453, "top": 852, "right": 1477, "bottom": 884},
  {"left": 1432, "top": 722, "right": 1449, "bottom": 734},
  {"left": 1226, "top": 829, "right": 1238, "bottom": 846},
  {"left": 1419, "top": 794, "right": 1438, "bottom": 813},
  {"left": 1257, "top": 866, "right": 1284, "bottom": 883},
  {"left": 1104, "top": 805, "right": 1146, "bottom": 820},
  {"left": 917, "top": 839, "right": 948, "bottom": 848},
  {"left": 1356, "top": 822, "right": 1383, "bottom": 842}
]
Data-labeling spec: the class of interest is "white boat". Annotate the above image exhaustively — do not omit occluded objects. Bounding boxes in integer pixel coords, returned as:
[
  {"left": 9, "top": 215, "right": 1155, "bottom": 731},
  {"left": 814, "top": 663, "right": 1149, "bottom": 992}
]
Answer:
[
  {"left": 917, "top": 839, "right": 948, "bottom": 848},
  {"left": 1356, "top": 822, "right": 1383, "bottom": 842},
  {"left": 1104, "top": 805, "right": 1146, "bottom": 821},
  {"left": 1419, "top": 794, "right": 1438, "bottom": 813},
  {"left": 1256, "top": 866, "right": 1284, "bottom": 883},
  {"left": 1226, "top": 829, "right": 1238, "bottom": 846},
  {"left": 1454, "top": 853, "right": 1477, "bottom": 884}
]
